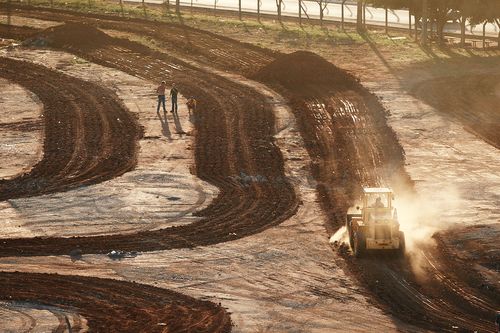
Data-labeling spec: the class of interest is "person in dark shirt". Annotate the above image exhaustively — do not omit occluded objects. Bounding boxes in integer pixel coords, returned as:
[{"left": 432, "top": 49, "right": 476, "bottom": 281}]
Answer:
[
  {"left": 170, "top": 83, "right": 179, "bottom": 114},
  {"left": 372, "top": 197, "right": 384, "bottom": 208}
]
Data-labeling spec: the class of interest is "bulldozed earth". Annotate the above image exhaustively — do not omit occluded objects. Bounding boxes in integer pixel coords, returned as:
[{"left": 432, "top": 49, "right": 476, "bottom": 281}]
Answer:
[{"left": 0, "top": 5, "right": 499, "bottom": 332}]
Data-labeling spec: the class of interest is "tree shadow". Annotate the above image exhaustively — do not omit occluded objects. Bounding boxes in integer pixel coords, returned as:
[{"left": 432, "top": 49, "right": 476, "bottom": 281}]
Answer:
[{"left": 359, "top": 31, "right": 398, "bottom": 80}]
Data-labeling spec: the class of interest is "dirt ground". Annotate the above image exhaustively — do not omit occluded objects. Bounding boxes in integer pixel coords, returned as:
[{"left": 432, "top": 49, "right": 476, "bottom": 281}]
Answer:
[{"left": 0, "top": 5, "right": 499, "bottom": 333}]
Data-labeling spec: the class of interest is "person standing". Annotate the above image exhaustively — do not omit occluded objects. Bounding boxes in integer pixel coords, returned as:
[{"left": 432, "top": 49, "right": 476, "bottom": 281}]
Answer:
[
  {"left": 186, "top": 96, "right": 197, "bottom": 113},
  {"left": 170, "top": 83, "right": 179, "bottom": 114},
  {"left": 156, "top": 81, "right": 167, "bottom": 113},
  {"left": 495, "top": 311, "right": 500, "bottom": 333}
]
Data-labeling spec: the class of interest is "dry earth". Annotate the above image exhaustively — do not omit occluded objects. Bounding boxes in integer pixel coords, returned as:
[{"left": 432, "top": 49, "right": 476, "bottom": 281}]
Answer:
[{"left": 0, "top": 5, "right": 499, "bottom": 333}]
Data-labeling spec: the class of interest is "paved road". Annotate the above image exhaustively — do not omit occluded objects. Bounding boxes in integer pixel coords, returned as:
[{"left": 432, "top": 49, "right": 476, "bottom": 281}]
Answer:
[{"left": 155, "top": 0, "right": 499, "bottom": 37}]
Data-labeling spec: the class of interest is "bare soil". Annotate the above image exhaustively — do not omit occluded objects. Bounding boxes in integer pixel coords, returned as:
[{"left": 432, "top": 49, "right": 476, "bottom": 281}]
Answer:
[
  {"left": 0, "top": 271, "right": 231, "bottom": 332},
  {"left": 1, "top": 5, "right": 499, "bottom": 333},
  {"left": 0, "top": 57, "right": 143, "bottom": 201}
]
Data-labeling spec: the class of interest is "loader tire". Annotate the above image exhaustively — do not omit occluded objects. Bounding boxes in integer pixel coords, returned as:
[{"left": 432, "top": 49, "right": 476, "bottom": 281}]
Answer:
[
  {"left": 346, "top": 219, "right": 354, "bottom": 249},
  {"left": 353, "top": 231, "right": 366, "bottom": 258},
  {"left": 398, "top": 231, "right": 406, "bottom": 257}
]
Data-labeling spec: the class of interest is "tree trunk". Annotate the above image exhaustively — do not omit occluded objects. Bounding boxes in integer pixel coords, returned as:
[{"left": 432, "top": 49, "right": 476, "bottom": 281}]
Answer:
[
  {"left": 7, "top": 0, "right": 11, "bottom": 26},
  {"left": 341, "top": 0, "right": 346, "bottom": 30},
  {"left": 319, "top": 1, "right": 324, "bottom": 26},
  {"left": 239, "top": 0, "right": 242, "bottom": 20},
  {"left": 483, "top": 21, "right": 487, "bottom": 49},
  {"left": 276, "top": 0, "right": 282, "bottom": 22},
  {"left": 258, "top": 0, "right": 261, "bottom": 21},
  {"left": 298, "top": 0, "right": 301, "bottom": 25},
  {"left": 437, "top": 19, "right": 446, "bottom": 44},
  {"left": 385, "top": 6, "right": 388, "bottom": 34},
  {"left": 421, "top": 0, "right": 428, "bottom": 46},
  {"left": 176, "top": 0, "right": 180, "bottom": 15},
  {"left": 356, "top": 0, "right": 363, "bottom": 32},
  {"left": 409, "top": 9, "right": 412, "bottom": 36},
  {"left": 460, "top": 16, "right": 466, "bottom": 47},
  {"left": 496, "top": 19, "right": 500, "bottom": 50},
  {"left": 362, "top": 0, "right": 366, "bottom": 26}
]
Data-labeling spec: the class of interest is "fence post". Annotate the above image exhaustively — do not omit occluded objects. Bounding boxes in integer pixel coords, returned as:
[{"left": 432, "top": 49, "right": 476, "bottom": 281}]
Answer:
[
  {"left": 239, "top": 0, "right": 242, "bottom": 20},
  {"left": 483, "top": 21, "right": 487, "bottom": 49},
  {"left": 7, "top": 0, "right": 11, "bottom": 26},
  {"left": 408, "top": 10, "right": 412, "bottom": 36},
  {"left": 257, "top": 0, "right": 260, "bottom": 21},
  {"left": 385, "top": 6, "right": 388, "bottom": 34},
  {"left": 298, "top": 0, "right": 301, "bottom": 26}
]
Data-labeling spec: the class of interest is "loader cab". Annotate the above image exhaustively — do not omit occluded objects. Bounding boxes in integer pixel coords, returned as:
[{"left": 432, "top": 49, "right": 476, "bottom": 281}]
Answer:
[{"left": 362, "top": 188, "right": 394, "bottom": 224}]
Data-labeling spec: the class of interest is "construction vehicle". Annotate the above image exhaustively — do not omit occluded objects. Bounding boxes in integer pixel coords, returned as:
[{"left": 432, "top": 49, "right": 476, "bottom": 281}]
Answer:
[{"left": 346, "top": 187, "right": 405, "bottom": 257}]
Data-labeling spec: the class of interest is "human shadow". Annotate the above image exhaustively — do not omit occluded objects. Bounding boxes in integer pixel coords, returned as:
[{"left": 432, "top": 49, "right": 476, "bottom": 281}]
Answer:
[
  {"left": 172, "top": 111, "right": 186, "bottom": 136},
  {"left": 157, "top": 110, "right": 172, "bottom": 140},
  {"left": 187, "top": 109, "right": 196, "bottom": 124}
]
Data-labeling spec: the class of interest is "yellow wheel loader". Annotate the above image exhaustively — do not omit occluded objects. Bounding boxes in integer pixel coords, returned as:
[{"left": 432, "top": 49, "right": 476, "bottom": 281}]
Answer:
[{"left": 346, "top": 188, "right": 405, "bottom": 257}]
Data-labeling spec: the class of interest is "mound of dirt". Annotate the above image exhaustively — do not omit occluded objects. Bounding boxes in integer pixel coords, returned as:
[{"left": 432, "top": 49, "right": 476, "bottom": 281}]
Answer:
[
  {"left": 24, "top": 22, "right": 113, "bottom": 50},
  {"left": 253, "top": 51, "right": 357, "bottom": 92}
]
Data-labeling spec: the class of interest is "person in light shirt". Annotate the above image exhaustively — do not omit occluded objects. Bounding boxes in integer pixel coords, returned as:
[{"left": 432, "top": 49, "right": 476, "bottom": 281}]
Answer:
[{"left": 156, "top": 81, "right": 167, "bottom": 113}]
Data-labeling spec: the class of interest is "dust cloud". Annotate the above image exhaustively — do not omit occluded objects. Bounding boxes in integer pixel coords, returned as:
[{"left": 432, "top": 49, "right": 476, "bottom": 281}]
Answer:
[
  {"left": 395, "top": 184, "right": 462, "bottom": 251},
  {"left": 329, "top": 226, "right": 348, "bottom": 245},
  {"left": 394, "top": 182, "right": 464, "bottom": 281}
]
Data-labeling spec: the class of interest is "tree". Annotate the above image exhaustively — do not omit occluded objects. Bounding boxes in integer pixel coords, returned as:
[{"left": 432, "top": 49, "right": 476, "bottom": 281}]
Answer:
[
  {"left": 467, "top": 0, "right": 500, "bottom": 48},
  {"left": 276, "top": 0, "right": 283, "bottom": 22},
  {"left": 316, "top": 0, "right": 328, "bottom": 26},
  {"left": 357, "top": 0, "right": 365, "bottom": 32}
]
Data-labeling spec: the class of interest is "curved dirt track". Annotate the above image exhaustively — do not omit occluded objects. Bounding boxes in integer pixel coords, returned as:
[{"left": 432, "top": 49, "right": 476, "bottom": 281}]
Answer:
[
  {"left": 0, "top": 22, "right": 297, "bottom": 257},
  {"left": 0, "top": 271, "right": 231, "bottom": 332},
  {"left": 253, "top": 51, "right": 499, "bottom": 332},
  {"left": 1, "top": 6, "right": 499, "bottom": 332},
  {"left": 411, "top": 74, "right": 500, "bottom": 149},
  {"left": 0, "top": 56, "right": 232, "bottom": 333},
  {"left": 0, "top": 57, "right": 142, "bottom": 201}
]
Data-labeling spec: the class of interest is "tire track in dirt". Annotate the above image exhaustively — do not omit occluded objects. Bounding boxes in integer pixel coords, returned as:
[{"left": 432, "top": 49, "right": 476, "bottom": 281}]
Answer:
[
  {"left": 0, "top": 57, "right": 143, "bottom": 201},
  {"left": 3, "top": 8, "right": 498, "bottom": 332},
  {"left": 0, "top": 22, "right": 297, "bottom": 257},
  {"left": 252, "top": 51, "right": 499, "bottom": 332},
  {"left": 0, "top": 271, "right": 231, "bottom": 332},
  {"left": 0, "top": 56, "right": 231, "bottom": 333}
]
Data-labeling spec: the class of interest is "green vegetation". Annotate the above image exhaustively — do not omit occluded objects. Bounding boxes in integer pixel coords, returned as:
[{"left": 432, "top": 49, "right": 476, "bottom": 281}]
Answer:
[{"left": 3, "top": 0, "right": 499, "bottom": 68}]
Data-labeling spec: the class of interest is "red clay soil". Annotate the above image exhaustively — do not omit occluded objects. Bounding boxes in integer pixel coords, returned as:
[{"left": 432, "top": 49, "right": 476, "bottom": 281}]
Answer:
[
  {"left": 0, "top": 23, "right": 298, "bottom": 257},
  {"left": 411, "top": 74, "right": 500, "bottom": 149},
  {"left": 4, "top": 5, "right": 277, "bottom": 77},
  {"left": 2, "top": 8, "right": 499, "bottom": 332},
  {"left": 0, "top": 57, "right": 143, "bottom": 201},
  {"left": 254, "top": 50, "right": 409, "bottom": 216},
  {"left": 0, "top": 23, "right": 40, "bottom": 40},
  {"left": 0, "top": 271, "right": 232, "bottom": 332},
  {"left": 253, "top": 51, "right": 358, "bottom": 93},
  {"left": 255, "top": 51, "right": 499, "bottom": 332}
]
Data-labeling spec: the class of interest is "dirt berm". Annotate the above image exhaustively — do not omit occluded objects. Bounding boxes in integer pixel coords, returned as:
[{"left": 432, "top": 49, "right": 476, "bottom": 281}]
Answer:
[
  {"left": 254, "top": 51, "right": 497, "bottom": 332},
  {"left": 0, "top": 23, "right": 299, "bottom": 259},
  {"left": 254, "top": 50, "right": 409, "bottom": 215},
  {"left": 254, "top": 50, "right": 358, "bottom": 93}
]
